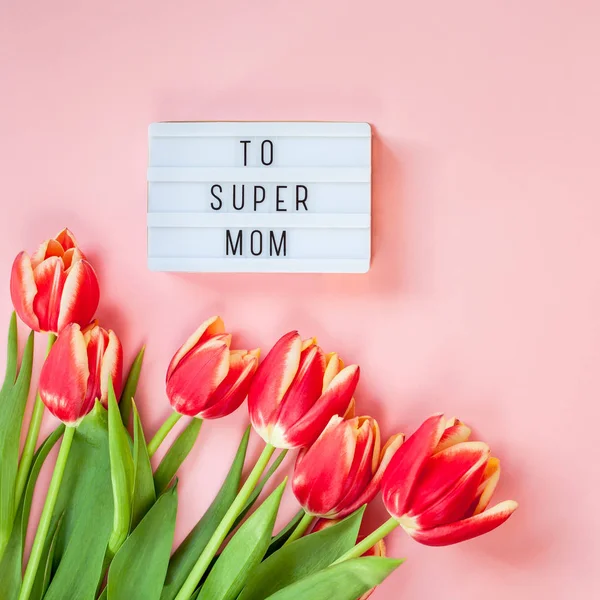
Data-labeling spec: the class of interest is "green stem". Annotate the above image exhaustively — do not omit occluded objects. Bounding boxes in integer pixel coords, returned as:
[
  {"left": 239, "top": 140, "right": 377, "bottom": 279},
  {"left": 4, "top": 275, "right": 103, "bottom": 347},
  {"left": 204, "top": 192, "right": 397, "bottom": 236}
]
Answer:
[
  {"left": 147, "top": 411, "right": 182, "bottom": 458},
  {"left": 14, "top": 333, "right": 57, "bottom": 506},
  {"left": 174, "top": 443, "right": 276, "bottom": 600},
  {"left": 19, "top": 425, "right": 75, "bottom": 600},
  {"left": 332, "top": 517, "right": 400, "bottom": 564},
  {"left": 283, "top": 510, "right": 314, "bottom": 546}
]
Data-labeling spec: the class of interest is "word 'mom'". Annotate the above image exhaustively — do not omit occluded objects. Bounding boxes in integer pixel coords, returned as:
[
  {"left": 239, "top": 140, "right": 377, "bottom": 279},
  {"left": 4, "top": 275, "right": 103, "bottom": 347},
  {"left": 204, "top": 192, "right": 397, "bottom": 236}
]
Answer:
[{"left": 226, "top": 229, "right": 287, "bottom": 256}]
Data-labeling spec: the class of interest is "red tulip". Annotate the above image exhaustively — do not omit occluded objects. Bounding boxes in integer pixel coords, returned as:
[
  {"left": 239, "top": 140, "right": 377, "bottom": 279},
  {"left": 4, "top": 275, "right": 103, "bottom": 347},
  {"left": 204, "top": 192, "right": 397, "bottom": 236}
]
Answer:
[
  {"left": 247, "top": 331, "right": 360, "bottom": 449},
  {"left": 382, "top": 414, "right": 518, "bottom": 546},
  {"left": 311, "top": 519, "right": 386, "bottom": 600},
  {"left": 39, "top": 322, "right": 123, "bottom": 425},
  {"left": 166, "top": 316, "right": 259, "bottom": 418},
  {"left": 10, "top": 228, "right": 100, "bottom": 334},
  {"left": 292, "top": 415, "right": 404, "bottom": 518}
]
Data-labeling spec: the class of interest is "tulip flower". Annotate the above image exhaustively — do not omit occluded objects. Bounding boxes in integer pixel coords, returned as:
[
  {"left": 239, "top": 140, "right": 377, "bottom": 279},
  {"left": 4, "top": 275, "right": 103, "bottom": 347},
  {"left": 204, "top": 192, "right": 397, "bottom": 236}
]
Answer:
[
  {"left": 380, "top": 414, "right": 518, "bottom": 546},
  {"left": 287, "top": 415, "right": 403, "bottom": 543},
  {"left": 10, "top": 228, "right": 99, "bottom": 334},
  {"left": 248, "top": 331, "right": 360, "bottom": 449},
  {"left": 147, "top": 316, "right": 260, "bottom": 457},
  {"left": 39, "top": 321, "right": 123, "bottom": 425},
  {"left": 19, "top": 321, "right": 122, "bottom": 600},
  {"left": 312, "top": 519, "right": 386, "bottom": 600},
  {"left": 166, "top": 316, "right": 259, "bottom": 418}
]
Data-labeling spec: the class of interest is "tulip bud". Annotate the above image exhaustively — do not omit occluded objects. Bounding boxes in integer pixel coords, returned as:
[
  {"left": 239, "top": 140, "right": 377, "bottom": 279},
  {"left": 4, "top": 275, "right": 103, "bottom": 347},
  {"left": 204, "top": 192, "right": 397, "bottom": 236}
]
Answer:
[
  {"left": 248, "top": 331, "right": 360, "bottom": 449},
  {"left": 39, "top": 322, "right": 123, "bottom": 425},
  {"left": 382, "top": 414, "right": 518, "bottom": 546},
  {"left": 292, "top": 415, "right": 404, "bottom": 518},
  {"left": 10, "top": 228, "right": 100, "bottom": 334},
  {"left": 166, "top": 316, "right": 259, "bottom": 419},
  {"left": 311, "top": 519, "right": 386, "bottom": 600}
]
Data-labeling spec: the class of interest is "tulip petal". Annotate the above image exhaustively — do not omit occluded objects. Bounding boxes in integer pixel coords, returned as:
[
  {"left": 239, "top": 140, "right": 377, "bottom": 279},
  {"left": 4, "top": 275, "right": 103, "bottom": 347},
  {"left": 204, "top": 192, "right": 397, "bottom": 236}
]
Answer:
[
  {"left": 248, "top": 331, "right": 302, "bottom": 439},
  {"left": 83, "top": 324, "right": 107, "bottom": 414},
  {"left": 335, "top": 431, "right": 404, "bottom": 519},
  {"left": 166, "top": 316, "right": 226, "bottom": 380},
  {"left": 32, "top": 256, "right": 67, "bottom": 332},
  {"left": 409, "top": 442, "right": 489, "bottom": 529},
  {"left": 62, "top": 247, "right": 84, "bottom": 270},
  {"left": 57, "top": 259, "right": 100, "bottom": 332},
  {"left": 10, "top": 252, "right": 40, "bottom": 331},
  {"left": 231, "top": 347, "right": 261, "bottom": 361},
  {"left": 382, "top": 414, "right": 446, "bottom": 518},
  {"left": 166, "top": 336, "right": 230, "bottom": 416},
  {"left": 272, "top": 345, "right": 326, "bottom": 436},
  {"left": 343, "top": 398, "right": 356, "bottom": 419},
  {"left": 39, "top": 324, "right": 89, "bottom": 424},
  {"left": 30, "top": 241, "right": 50, "bottom": 268},
  {"left": 55, "top": 228, "right": 78, "bottom": 251},
  {"left": 31, "top": 238, "right": 66, "bottom": 268},
  {"left": 404, "top": 500, "right": 518, "bottom": 546},
  {"left": 370, "top": 419, "right": 382, "bottom": 474},
  {"left": 472, "top": 457, "right": 501, "bottom": 516},
  {"left": 329, "top": 418, "right": 377, "bottom": 516},
  {"left": 292, "top": 416, "right": 356, "bottom": 516},
  {"left": 378, "top": 433, "right": 405, "bottom": 473},
  {"left": 434, "top": 420, "right": 472, "bottom": 453},
  {"left": 200, "top": 351, "right": 258, "bottom": 419},
  {"left": 322, "top": 353, "right": 341, "bottom": 392},
  {"left": 284, "top": 364, "right": 360, "bottom": 449},
  {"left": 99, "top": 329, "right": 124, "bottom": 406},
  {"left": 409, "top": 441, "right": 490, "bottom": 528},
  {"left": 301, "top": 337, "right": 317, "bottom": 351}
]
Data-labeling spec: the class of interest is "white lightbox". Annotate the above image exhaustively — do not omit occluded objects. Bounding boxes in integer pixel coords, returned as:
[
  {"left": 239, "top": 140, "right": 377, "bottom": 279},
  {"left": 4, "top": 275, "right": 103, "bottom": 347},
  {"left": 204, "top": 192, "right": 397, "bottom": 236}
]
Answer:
[{"left": 147, "top": 122, "right": 372, "bottom": 273}]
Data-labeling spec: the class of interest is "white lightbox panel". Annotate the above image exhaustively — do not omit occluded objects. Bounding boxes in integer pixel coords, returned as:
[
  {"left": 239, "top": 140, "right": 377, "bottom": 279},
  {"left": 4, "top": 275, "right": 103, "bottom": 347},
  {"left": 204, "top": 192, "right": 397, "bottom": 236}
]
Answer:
[{"left": 147, "top": 122, "right": 371, "bottom": 273}]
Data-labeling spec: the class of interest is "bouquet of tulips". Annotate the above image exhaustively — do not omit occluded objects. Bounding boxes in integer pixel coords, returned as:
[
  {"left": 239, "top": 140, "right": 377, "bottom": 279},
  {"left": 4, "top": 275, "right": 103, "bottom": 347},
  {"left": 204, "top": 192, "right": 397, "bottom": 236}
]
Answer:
[{"left": 0, "top": 229, "right": 518, "bottom": 600}]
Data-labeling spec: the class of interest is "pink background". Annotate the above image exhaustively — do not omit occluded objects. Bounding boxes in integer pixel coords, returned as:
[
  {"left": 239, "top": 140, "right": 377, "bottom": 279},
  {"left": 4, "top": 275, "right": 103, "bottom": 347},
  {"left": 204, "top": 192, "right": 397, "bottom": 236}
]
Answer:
[{"left": 1, "top": 1, "right": 599, "bottom": 597}]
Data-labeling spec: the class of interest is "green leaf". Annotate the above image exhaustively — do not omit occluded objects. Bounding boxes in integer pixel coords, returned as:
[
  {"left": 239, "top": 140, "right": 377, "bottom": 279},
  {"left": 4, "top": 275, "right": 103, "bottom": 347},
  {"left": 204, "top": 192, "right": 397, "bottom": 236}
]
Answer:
[
  {"left": 30, "top": 513, "right": 64, "bottom": 600},
  {"left": 130, "top": 401, "right": 156, "bottom": 530},
  {"left": 1, "top": 313, "right": 18, "bottom": 394},
  {"left": 232, "top": 449, "right": 287, "bottom": 531},
  {"left": 107, "top": 484, "right": 178, "bottom": 600},
  {"left": 198, "top": 479, "right": 287, "bottom": 600},
  {"left": 44, "top": 403, "right": 113, "bottom": 600},
  {"left": 265, "top": 509, "right": 305, "bottom": 558},
  {"left": 119, "top": 346, "right": 145, "bottom": 427},
  {"left": 107, "top": 380, "right": 134, "bottom": 555},
  {"left": 154, "top": 418, "right": 202, "bottom": 495},
  {"left": 0, "top": 327, "right": 34, "bottom": 559},
  {"left": 264, "top": 557, "right": 403, "bottom": 600},
  {"left": 160, "top": 427, "right": 250, "bottom": 600},
  {"left": 0, "top": 426, "right": 64, "bottom": 600},
  {"left": 238, "top": 507, "right": 365, "bottom": 600}
]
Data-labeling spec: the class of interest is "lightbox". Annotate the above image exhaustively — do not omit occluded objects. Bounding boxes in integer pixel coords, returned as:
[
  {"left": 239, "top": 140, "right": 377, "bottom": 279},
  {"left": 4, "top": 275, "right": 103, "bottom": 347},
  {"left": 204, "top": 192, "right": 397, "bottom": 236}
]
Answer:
[{"left": 147, "top": 122, "right": 371, "bottom": 273}]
